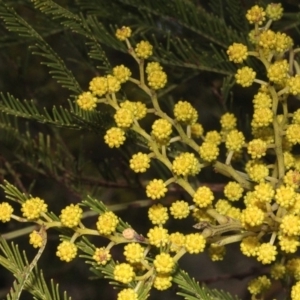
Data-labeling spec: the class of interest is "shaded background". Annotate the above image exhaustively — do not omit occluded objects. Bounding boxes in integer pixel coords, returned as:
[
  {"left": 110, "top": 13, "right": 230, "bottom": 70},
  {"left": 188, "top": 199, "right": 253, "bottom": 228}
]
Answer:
[{"left": 0, "top": 0, "right": 300, "bottom": 299}]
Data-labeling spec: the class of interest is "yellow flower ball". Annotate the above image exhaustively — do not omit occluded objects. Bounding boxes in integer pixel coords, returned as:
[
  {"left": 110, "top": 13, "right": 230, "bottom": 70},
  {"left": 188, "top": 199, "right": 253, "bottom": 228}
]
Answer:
[
  {"left": 29, "top": 230, "right": 43, "bottom": 248},
  {"left": 114, "top": 263, "right": 135, "bottom": 284},
  {"left": 0, "top": 202, "right": 13, "bottom": 222},
  {"left": 170, "top": 200, "right": 190, "bottom": 219},
  {"left": 76, "top": 92, "right": 97, "bottom": 111},
  {"left": 153, "top": 252, "right": 175, "bottom": 274},
  {"left": 135, "top": 40, "right": 153, "bottom": 59},
  {"left": 104, "top": 127, "right": 126, "bottom": 148},
  {"left": 60, "top": 204, "right": 83, "bottom": 228},
  {"left": 93, "top": 247, "right": 111, "bottom": 265},
  {"left": 115, "top": 26, "right": 132, "bottom": 41},
  {"left": 185, "top": 233, "right": 206, "bottom": 254},
  {"left": 56, "top": 241, "right": 77, "bottom": 262},
  {"left": 96, "top": 211, "right": 119, "bottom": 235},
  {"left": 21, "top": 197, "right": 47, "bottom": 220}
]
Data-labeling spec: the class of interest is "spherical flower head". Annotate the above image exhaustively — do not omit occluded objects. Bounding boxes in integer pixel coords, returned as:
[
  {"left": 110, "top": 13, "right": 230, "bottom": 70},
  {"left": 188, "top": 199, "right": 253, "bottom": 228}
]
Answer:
[
  {"left": 76, "top": 91, "right": 97, "bottom": 111},
  {"left": 106, "top": 75, "right": 121, "bottom": 93},
  {"left": 113, "top": 65, "right": 131, "bottom": 83},
  {"left": 246, "top": 5, "right": 266, "bottom": 25},
  {"left": 120, "top": 100, "right": 147, "bottom": 120},
  {"left": 220, "top": 113, "right": 237, "bottom": 130},
  {"left": 266, "top": 3, "right": 283, "bottom": 20},
  {"left": 120, "top": 100, "right": 136, "bottom": 115},
  {"left": 243, "top": 191, "right": 261, "bottom": 207},
  {"left": 124, "top": 242, "right": 144, "bottom": 263},
  {"left": 154, "top": 252, "right": 175, "bottom": 274},
  {"left": 135, "top": 40, "right": 153, "bottom": 59},
  {"left": 154, "top": 274, "right": 172, "bottom": 291},
  {"left": 287, "top": 258, "right": 300, "bottom": 281},
  {"left": 114, "top": 108, "right": 134, "bottom": 128},
  {"left": 60, "top": 204, "right": 82, "bottom": 228},
  {"left": 205, "top": 130, "right": 222, "bottom": 145},
  {"left": 225, "top": 130, "right": 245, "bottom": 151},
  {"left": 185, "top": 233, "right": 206, "bottom": 254},
  {"left": 208, "top": 244, "right": 226, "bottom": 261},
  {"left": 96, "top": 211, "right": 119, "bottom": 235},
  {"left": 258, "top": 30, "right": 276, "bottom": 50},
  {"left": 151, "top": 118, "right": 172, "bottom": 140},
  {"left": 241, "top": 206, "right": 265, "bottom": 228},
  {"left": 115, "top": 26, "right": 131, "bottom": 41},
  {"left": 252, "top": 92, "right": 272, "bottom": 109},
  {"left": 293, "top": 193, "right": 300, "bottom": 215},
  {"left": 248, "top": 29, "right": 260, "bottom": 44},
  {"left": 252, "top": 108, "right": 273, "bottom": 128},
  {"left": 114, "top": 263, "right": 135, "bottom": 284},
  {"left": 293, "top": 109, "right": 300, "bottom": 124},
  {"left": 29, "top": 230, "right": 43, "bottom": 248},
  {"left": 279, "top": 234, "right": 299, "bottom": 253},
  {"left": 147, "top": 226, "right": 169, "bottom": 247},
  {"left": 172, "top": 152, "right": 201, "bottom": 177},
  {"left": 247, "top": 138, "right": 268, "bottom": 159},
  {"left": 280, "top": 214, "right": 300, "bottom": 236},
  {"left": 270, "top": 263, "right": 286, "bottom": 280},
  {"left": 130, "top": 152, "right": 150, "bottom": 173},
  {"left": 235, "top": 67, "right": 256, "bottom": 87},
  {"left": 248, "top": 275, "right": 271, "bottom": 295},
  {"left": 117, "top": 288, "right": 138, "bottom": 300},
  {"left": 246, "top": 161, "right": 269, "bottom": 182},
  {"left": 267, "top": 59, "right": 289, "bottom": 84},
  {"left": 256, "top": 243, "right": 277, "bottom": 264},
  {"left": 284, "top": 152, "right": 295, "bottom": 170},
  {"left": 291, "top": 282, "right": 300, "bottom": 300},
  {"left": 284, "top": 170, "right": 300, "bottom": 188},
  {"left": 215, "top": 199, "right": 231, "bottom": 215},
  {"left": 93, "top": 247, "right": 111, "bottom": 265},
  {"left": 287, "top": 75, "right": 300, "bottom": 96},
  {"left": 240, "top": 236, "right": 260, "bottom": 257},
  {"left": 146, "top": 179, "right": 167, "bottom": 200},
  {"left": 173, "top": 101, "right": 198, "bottom": 124},
  {"left": 0, "top": 202, "right": 13, "bottom": 222},
  {"left": 104, "top": 127, "right": 126, "bottom": 148},
  {"left": 275, "top": 185, "right": 296, "bottom": 208},
  {"left": 89, "top": 76, "right": 107, "bottom": 96},
  {"left": 275, "top": 32, "right": 293, "bottom": 54},
  {"left": 169, "top": 232, "right": 186, "bottom": 252},
  {"left": 134, "top": 101, "right": 147, "bottom": 120},
  {"left": 21, "top": 197, "right": 47, "bottom": 220},
  {"left": 147, "top": 70, "right": 167, "bottom": 90},
  {"left": 191, "top": 123, "right": 204, "bottom": 138},
  {"left": 56, "top": 241, "right": 77, "bottom": 262},
  {"left": 227, "top": 43, "right": 248, "bottom": 63},
  {"left": 148, "top": 203, "right": 169, "bottom": 225},
  {"left": 224, "top": 181, "right": 243, "bottom": 201},
  {"left": 146, "top": 62, "right": 162, "bottom": 74},
  {"left": 198, "top": 142, "right": 219, "bottom": 162},
  {"left": 253, "top": 182, "right": 274, "bottom": 203},
  {"left": 193, "top": 186, "right": 214, "bottom": 208},
  {"left": 170, "top": 200, "right": 190, "bottom": 219},
  {"left": 286, "top": 124, "right": 300, "bottom": 144}
]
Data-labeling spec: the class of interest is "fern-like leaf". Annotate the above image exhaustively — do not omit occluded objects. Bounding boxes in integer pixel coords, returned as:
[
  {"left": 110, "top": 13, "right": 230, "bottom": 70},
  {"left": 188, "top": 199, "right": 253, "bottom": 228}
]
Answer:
[
  {"left": 0, "top": 0, "right": 82, "bottom": 94},
  {"left": 173, "top": 269, "right": 240, "bottom": 300}
]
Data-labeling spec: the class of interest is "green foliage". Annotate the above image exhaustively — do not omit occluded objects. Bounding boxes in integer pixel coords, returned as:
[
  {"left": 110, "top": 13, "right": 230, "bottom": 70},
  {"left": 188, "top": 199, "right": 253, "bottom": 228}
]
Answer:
[
  {"left": 174, "top": 270, "right": 240, "bottom": 300},
  {"left": 1, "top": 0, "right": 300, "bottom": 299},
  {"left": 0, "top": 236, "right": 70, "bottom": 300}
]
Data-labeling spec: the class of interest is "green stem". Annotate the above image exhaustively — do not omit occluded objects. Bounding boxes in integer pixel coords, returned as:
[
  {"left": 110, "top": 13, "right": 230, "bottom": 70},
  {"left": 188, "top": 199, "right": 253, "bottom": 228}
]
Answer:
[
  {"left": 270, "top": 86, "right": 285, "bottom": 181},
  {"left": 214, "top": 161, "right": 251, "bottom": 189}
]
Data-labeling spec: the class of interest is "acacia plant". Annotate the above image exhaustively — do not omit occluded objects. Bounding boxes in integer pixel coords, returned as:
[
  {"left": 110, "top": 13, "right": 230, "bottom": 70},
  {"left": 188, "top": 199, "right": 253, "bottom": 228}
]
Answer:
[{"left": 1, "top": 1, "right": 300, "bottom": 299}]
